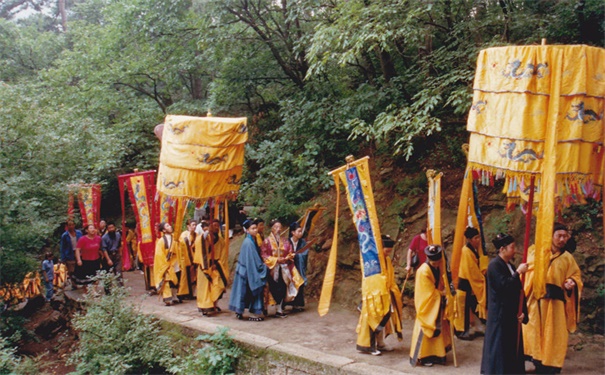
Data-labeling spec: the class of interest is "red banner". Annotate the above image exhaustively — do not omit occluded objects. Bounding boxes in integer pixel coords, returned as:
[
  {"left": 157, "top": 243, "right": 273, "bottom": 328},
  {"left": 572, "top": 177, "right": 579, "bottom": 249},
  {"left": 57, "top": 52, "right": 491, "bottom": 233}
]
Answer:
[
  {"left": 119, "top": 171, "right": 158, "bottom": 267},
  {"left": 68, "top": 184, "right": 101, "bottom": 228}
]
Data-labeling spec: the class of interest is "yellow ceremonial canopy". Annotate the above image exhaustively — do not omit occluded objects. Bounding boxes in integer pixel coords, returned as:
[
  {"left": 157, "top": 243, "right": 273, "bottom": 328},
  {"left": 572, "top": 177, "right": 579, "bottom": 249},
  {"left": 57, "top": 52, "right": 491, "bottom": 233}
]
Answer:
[
  {"left": 156, "top": 114, "right": 248, "bottom": 243},
  {"left": 458, "top": 44, "right": 604, "bottom": 299},
  {"left": 467, "top": 45, "right": 604, "bottom": 206},
  {"left": 157, "top": 115, "right": 248, "bottom": 200}
]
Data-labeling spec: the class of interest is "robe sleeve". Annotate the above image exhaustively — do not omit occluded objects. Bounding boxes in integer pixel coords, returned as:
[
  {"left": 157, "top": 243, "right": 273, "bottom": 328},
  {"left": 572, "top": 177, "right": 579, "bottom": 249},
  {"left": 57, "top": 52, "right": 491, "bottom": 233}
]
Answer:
[
  {"left": 459, "top": 246, "right": 487, "bottom": 318},
  {"left": 241, "top": 237, "right": 268, "bottom": 294},
  {"left": 415, "top": 265, "right": 442, "bottom": 338},
  {"left": 488, "top": 258, "right": 522, "bottom": 295},
  {"left": 563, "top": 253, "right": 583, "bottom": 333},
  {"left": 261, "top": 238, "right": 278, "bottom": 269}
]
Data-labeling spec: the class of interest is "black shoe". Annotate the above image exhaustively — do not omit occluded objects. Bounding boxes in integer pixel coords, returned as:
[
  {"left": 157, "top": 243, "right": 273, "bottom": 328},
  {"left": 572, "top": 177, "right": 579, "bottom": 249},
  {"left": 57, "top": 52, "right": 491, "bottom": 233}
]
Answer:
[
  {"left": 274, "top": 311, "right": 288, "bottom": 318},
  {"left": 235, "top": 313, "right": 243, "bottom": 320},
  {"left": 456, "top": 332, "right": 474, "bottom": 341}
]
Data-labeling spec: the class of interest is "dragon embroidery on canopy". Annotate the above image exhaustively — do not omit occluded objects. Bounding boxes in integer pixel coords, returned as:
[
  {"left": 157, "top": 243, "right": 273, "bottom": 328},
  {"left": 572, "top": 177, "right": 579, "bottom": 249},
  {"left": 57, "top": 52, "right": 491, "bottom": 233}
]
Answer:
[
  {"left": 162, "top": 178, "right": 184, "bottom": 189},
  {"left": 498, "top": 141, "right": 543, "bottom": 163},
  {"left": 471, "top": 100, "right": 488, "bottom": 114},
  {"left": 502, "top": 60, "right": 549, "bottom": 79},
  {"left": 167, "top": 121, "right": 189, "bottom": 135},
  {"left": 197, "top": 153, "right": 228, "bottom": 165},
  {"left": 226, "top": 174, "right": 241, "bottom": 185},
  {"left": 566, "top": 102, "right": 603, "bottom": 123}
]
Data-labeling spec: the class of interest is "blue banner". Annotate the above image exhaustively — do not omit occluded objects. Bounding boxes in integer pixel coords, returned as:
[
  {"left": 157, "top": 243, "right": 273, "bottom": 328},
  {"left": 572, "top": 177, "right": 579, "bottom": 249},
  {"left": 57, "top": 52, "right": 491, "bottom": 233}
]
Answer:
[{"left": 345, "top": 166, "right": 381, "bottom": 277}]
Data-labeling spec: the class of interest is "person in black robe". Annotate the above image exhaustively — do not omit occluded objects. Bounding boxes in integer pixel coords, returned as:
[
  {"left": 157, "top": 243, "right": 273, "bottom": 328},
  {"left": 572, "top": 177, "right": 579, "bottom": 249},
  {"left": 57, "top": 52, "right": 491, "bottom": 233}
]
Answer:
[{"left": 481, "top": 233, "right": 529, "bottom": 374}]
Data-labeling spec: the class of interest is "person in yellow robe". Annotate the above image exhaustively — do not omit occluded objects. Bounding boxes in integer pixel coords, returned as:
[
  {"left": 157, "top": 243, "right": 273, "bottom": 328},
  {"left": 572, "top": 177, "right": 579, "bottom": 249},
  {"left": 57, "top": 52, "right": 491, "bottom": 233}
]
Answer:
[
  {"left": 454, "top": 227, "right": 487, "bottom": 339},
  {"left": 377, "top": 235, "right": 403, "bottom": 351},
  {"left": 193, "top": 219, "right": 227, "bottom": 315},
  {"left": 524, "top": 223, "right": 583, "bottom": 374},
  {"left": 153, "top": 222, "right": 180, "bottom": 306},
  {"left": 178, "top": 219, "right": 196, "bottom": 299},
  {"left": 410, "top": 245, "right": 451, "bottom": 367}
]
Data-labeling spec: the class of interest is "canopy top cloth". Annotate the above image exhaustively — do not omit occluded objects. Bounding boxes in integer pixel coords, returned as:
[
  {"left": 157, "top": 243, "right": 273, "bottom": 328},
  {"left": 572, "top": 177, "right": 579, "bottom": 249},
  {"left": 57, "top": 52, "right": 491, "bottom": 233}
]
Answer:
[
  {"left": 467, "top": 45, "right": 604, "bottom": 209},
  {"left": 463, "top": 44, "right": 604, "bottom": 299},
  {"left": 157, "top": 115, "right": 248, "bottom": 201}
]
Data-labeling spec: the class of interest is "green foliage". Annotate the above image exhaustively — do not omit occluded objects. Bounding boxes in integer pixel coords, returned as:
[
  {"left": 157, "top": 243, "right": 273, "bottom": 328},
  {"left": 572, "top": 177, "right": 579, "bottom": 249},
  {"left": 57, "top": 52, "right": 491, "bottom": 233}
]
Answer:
[
  {"left": 0, "top": 336, "right": 19, "bottom": 374},
  {"left": 0, "top": 309, "right": 31, "bottom": 348},
  {"left": 0, "top": 0, "right": 603, "bottom": 291},
  {"left": 169, "top": 327, "right": 241, "bottom": 375},
  {"left": 562, "top": 199, "right": 603, "bottom": 232},
  {"left": 68, "top": 274, "right": 174, "bottom": 375}
]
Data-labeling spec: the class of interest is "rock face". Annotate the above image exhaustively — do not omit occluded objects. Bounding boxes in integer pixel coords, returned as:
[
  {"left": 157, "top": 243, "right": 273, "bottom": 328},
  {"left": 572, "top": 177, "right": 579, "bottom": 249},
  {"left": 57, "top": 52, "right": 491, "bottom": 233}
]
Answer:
[
  {"left": 300, "top": 168, "right": 604, "bottom": 335},
  {"left": 34, "top": 310, "right": 66, "bottom": 339}
]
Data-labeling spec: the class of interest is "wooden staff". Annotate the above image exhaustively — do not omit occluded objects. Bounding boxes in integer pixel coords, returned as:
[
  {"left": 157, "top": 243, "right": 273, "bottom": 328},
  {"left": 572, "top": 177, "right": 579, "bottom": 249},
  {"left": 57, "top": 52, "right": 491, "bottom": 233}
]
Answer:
[{"left": 517, "top": 175, "right": 535, "bottom": 356}]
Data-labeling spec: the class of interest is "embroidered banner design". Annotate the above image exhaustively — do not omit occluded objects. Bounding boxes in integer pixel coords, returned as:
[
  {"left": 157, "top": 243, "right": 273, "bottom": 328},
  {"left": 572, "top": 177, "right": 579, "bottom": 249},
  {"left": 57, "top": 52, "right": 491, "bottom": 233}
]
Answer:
[
  {"left": 68, "top": 184, "right": 101, "bottom": 228},
  {"left": 119, "top": 170, "right": 159, "bottom": 267},
  {"left": 345, "top": 166, "right": 381, "bottom": 277}
]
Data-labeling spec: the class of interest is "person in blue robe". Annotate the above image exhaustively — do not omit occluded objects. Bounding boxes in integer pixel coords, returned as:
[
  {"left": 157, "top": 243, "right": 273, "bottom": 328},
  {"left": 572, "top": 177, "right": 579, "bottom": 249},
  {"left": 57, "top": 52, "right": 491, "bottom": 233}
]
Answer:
[{"left": 228, "top": 220, "right": 268, "bottom": 321}]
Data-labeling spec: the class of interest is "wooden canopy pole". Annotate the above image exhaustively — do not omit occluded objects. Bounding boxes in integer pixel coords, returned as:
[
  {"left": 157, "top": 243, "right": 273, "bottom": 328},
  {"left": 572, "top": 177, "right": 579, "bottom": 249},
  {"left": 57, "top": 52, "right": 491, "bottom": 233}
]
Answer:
[{"left": 517, "top": 175, "right": 536, "bottom": 356}]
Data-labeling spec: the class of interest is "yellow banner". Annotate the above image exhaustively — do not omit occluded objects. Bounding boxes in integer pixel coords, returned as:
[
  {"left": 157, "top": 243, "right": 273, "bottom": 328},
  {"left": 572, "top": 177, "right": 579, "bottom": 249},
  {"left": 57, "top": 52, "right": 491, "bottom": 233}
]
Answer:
[
  {"left": 318, "top": 156, "right": 389, "bottom": 329},
  {"left": 130, "top": 175, "right": 154, "bottom": 245},
  {"left": 426, "top": 170, "right": 443, "bottom": 246}
]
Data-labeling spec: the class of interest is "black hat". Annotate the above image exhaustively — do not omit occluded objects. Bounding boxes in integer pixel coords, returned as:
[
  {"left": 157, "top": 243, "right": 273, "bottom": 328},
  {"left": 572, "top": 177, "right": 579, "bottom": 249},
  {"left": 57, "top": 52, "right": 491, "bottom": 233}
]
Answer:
[
  {"left": 553, "top": 222, "right": 568, "bottom": 233},
  {"left": 253, "top": 217, "right": 264, "bottom": 224},
  {"left": 424, "top": 245, "right": 443, "bottom": 261},
  {"left": 290, "top": 222, "right": 301, "bottom": 232},
  {"left": 492, "top": 233, "right": 514, "bottom": 250},
  {"left": 242, "top": 220, "right": 252, "bottom": 230},
  {"left": 158, "top": 222, "right": 168, "bottom": 232},
  {"left": 381, "top": 235, "right": 395, "bottom": 248},
  {"left": 464, "top": 227, "right": 480, "bottom": 239}
]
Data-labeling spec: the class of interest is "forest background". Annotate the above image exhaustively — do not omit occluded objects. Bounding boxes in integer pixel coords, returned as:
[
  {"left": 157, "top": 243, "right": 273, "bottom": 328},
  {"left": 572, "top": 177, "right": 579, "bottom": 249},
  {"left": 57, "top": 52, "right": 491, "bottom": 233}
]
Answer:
[{"left": 0, "top": 0, "right": 603, "bottom": 297}]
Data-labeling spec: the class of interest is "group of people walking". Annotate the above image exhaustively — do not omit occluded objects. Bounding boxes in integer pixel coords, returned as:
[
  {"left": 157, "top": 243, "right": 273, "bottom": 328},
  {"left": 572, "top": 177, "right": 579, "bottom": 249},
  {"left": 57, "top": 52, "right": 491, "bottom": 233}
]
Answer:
[
  {"left": 406, "top": 224, "right": 582, "bottom": 374},
  {"left": 151, "top": 217, "right": 310, "bottom": 323},
  {"left": 229, "top": 218, "right": 309, "bottom": 321},
  {"left": 56, "top": 214, "right": 583, "bottom": 374}
]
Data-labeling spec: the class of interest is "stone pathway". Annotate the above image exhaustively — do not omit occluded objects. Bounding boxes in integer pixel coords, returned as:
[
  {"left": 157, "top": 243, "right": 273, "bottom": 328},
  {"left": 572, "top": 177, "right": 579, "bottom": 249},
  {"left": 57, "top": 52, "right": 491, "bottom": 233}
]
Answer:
[{"left": 116, "top": 271, "right": 604, "bottom": 374}]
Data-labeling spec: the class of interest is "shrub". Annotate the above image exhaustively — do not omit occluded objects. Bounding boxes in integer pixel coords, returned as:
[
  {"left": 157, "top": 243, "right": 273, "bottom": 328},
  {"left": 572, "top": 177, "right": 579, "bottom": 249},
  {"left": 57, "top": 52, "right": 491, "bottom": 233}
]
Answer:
[
  {"left": 0, "top": 337, "right": 18, "bottom": 374},
  {"left": 170, "top": 327, "right": 241, "bottom": 375},
  {"left": 68, "top": 274, "right": 174, "bottom": 375}
]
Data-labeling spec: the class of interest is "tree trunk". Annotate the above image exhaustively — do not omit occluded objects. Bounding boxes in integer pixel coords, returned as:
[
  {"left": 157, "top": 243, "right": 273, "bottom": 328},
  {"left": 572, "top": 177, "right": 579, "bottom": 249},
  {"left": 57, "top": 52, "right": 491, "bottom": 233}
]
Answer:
[{"left": 58, "top": 0, "right": 67, "bottom": 31}]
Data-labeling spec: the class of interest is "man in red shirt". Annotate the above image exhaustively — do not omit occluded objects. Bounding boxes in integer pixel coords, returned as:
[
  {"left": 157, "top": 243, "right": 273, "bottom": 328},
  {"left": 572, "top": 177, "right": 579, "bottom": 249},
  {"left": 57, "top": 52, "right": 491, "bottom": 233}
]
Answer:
[{"left": 405, "top": 228, "right": 427, "bottom": 274}]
